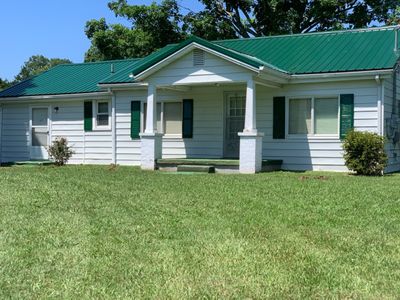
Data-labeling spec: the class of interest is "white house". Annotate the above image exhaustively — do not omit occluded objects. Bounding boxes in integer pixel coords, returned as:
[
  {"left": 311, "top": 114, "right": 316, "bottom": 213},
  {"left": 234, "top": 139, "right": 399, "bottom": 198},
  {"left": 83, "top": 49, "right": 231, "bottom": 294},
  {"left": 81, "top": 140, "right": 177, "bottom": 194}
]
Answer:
[{"left": 0, "top": 26, "right": 399, "bottom": 173}]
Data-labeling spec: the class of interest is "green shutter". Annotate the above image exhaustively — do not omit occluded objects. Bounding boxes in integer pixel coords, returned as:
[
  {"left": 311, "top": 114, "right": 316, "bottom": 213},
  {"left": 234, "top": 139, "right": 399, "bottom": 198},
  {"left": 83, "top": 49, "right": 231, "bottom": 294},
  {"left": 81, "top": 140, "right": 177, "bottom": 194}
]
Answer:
[
  {"left": 182, "top": 99, "right": 193, "bottom": 138},
  {"left": 340, "top": 94, "right": 354, "bottom": 139},
  {"left": 84, "top": 101, "right": 93, "bottom": 132},
  {"left": 273, "top": 97, "right": 285, "bottom": 139},
  {"left": 131, "top": 101, "right": 141, "bottom": 139}
]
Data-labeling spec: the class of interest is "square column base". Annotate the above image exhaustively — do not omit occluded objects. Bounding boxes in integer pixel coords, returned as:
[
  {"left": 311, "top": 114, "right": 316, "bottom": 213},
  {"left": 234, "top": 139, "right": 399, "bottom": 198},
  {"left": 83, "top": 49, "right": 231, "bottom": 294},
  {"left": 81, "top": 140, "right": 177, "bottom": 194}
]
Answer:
[
  {"left": 140, "top": 132, "right": 163, "bottom": 170},
  {"left": 238, "top": 131, "right": 264, "bottom": 174}
]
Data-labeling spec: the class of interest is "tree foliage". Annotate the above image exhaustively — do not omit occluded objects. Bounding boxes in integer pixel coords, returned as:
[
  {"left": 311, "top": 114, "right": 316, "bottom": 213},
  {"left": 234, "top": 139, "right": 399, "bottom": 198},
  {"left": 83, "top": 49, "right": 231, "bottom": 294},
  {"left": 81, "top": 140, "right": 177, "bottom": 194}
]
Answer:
[
  {"left": 0, "top": 78, "right": 11, "bottom": 91},
  {"left": 85, "top": 0, "right": 183, "bottom": 61},
  {"left": 14, "top": 55, "right": 72, "bottom": 82},
  {"left": 85, "top": 0, "right": 400, "bottom": 61},
  {"left": 387, "top": 5, "right": 400, "bottom": 25},
  {"left": 200, "top": 0, "right": 400, "bottom": 37}
]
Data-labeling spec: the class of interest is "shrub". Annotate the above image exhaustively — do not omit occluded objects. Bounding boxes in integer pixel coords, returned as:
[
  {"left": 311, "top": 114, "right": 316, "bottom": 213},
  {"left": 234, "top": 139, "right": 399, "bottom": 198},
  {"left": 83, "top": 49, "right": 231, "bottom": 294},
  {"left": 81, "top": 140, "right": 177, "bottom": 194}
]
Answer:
[
  {"left": 343, "top": 130, "right": 387, "bottom": 176},
  {"left": 47, "top": 137, "right": 74, "bottom": 166}
]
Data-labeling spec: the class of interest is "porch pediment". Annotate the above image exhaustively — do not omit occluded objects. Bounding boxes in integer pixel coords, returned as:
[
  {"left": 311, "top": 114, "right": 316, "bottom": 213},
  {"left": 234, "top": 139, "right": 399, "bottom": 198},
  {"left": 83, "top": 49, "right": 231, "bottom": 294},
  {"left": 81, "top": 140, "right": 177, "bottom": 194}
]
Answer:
[{"left": 143, "top": 47, "right": 257, "bottom": 86}]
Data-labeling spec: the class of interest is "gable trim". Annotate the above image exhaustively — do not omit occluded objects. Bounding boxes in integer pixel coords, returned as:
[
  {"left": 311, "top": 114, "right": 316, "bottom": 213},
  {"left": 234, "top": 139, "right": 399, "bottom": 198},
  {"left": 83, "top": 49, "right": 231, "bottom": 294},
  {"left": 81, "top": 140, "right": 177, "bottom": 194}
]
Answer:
[{"left": 134, "top": 42, "right": 262, "bottom": 81}]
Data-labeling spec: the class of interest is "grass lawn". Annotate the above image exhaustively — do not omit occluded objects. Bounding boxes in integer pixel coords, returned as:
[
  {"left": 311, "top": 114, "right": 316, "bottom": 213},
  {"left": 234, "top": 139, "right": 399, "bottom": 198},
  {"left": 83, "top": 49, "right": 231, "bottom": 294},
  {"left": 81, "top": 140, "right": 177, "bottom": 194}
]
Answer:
[{"left": 0, "top": 165, "right": 399, "bottom": 299}]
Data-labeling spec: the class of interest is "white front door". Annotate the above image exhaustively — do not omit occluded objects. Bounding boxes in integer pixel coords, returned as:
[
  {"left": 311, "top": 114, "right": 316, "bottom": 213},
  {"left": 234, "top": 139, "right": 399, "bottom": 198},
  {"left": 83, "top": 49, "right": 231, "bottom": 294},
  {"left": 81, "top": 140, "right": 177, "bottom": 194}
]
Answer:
[
  {"left": 30, "top": 107, "right": 50, "bottom": 160},
  {"left": 224, "top": 93, "right": 245, "bottom": 158}
]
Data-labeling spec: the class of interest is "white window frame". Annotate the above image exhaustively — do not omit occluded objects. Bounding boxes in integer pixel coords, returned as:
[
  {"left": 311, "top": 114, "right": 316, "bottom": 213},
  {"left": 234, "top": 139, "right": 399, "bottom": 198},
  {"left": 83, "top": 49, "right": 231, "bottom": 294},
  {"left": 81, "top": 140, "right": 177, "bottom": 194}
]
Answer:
[
  {"left": 286, "top": 95, "right": 340, "bottom": 139},
  {"left": 93, "top": 100, "right": 111, "bottom": 130},
  {"left": 141, "top": 100, "right": 183, "bottom": 138}
]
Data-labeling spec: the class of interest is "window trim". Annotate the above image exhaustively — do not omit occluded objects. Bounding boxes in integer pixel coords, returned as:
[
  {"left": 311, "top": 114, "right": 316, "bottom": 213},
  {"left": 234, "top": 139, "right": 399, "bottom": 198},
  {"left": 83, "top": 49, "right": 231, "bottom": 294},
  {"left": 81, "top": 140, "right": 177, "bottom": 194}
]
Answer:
[
  {"left": 93, "top": 100, "right": 111, "bottom": 130},
  {"left": 141, "top": 100, "right": 183, "bottom": 138},
  {"left": 286, "top": 95, "right": 340, "bottom": 139}
]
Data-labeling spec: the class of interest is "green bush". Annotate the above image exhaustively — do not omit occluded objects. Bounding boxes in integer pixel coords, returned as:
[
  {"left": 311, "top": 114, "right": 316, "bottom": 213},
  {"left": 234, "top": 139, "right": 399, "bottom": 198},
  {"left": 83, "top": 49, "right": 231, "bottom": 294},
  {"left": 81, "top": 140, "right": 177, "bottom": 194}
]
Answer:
[
  {"left": 343, "top": 130, "right": 388, "bottom": 176},
  {"left": 47, "top": 137, "right": 74, "bottom": 166}
]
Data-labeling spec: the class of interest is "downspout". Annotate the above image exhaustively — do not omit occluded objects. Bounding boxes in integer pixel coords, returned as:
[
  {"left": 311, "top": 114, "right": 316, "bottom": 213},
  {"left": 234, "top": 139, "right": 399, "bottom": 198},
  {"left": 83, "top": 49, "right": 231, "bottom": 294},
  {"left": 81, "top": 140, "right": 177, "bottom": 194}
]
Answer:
[
  {"left": 110, "top": 88, "right": 117, "bottom": 164},
  {"left": 393, "top": 26, "right": 400, "bottom": 118},
  {"left": 392, "top": 63, "right": 399, "bottom": 120},
  {"left": 375, "top": 75, "right": 383, "bottom": 135},
  {"left": 381, "top": 80, "right": 385, "bottom": 136}
]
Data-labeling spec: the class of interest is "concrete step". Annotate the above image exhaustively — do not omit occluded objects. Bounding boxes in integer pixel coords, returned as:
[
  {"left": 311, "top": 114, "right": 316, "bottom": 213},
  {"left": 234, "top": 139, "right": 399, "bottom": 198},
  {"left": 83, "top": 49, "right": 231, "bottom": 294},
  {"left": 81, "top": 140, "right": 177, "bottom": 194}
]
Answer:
[
  {"left": 177, "top": 165, "right": 215, "bottom": 173},
  {"left": 261, "top": 160, "right": 283, "bottom": 172}
]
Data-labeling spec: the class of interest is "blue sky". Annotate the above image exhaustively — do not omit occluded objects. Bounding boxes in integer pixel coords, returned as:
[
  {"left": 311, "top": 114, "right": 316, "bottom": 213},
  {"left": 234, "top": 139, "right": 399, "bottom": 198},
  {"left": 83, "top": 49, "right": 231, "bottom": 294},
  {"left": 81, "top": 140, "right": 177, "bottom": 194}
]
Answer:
[{"left": 0, "top": 0, "right": 203, "bottom": 80}]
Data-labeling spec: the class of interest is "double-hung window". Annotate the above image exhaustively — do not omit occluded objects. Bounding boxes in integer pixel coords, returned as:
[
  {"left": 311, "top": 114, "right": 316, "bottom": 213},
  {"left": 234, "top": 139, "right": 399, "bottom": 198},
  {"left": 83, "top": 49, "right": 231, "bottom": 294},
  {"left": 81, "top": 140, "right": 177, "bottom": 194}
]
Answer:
[
  {"left": 288, "top": 97, "right": 339, "bottom": 136},
  {"left": 95, "top": 101, "right": 110, "bottom": 129},
  {"left": 143, "top": 102, "right": 183, "bottom": 136}
]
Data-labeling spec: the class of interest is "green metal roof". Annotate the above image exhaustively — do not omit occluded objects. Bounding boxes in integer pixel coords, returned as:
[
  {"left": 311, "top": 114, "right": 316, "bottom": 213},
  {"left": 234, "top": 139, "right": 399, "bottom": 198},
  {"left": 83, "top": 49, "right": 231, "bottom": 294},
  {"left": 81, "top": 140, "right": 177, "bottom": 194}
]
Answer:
[
  {"left": 215, "top": 27, "right": 400, "bottom": 74},
  {"left": 1, "top": 26, "right": 399, "bottom": 98},
  {"left": 100, "top": 27, "right": 400, "bottom": 84},
  {"left": 0, "top": 58, "right": 141, "bottom": 97}
]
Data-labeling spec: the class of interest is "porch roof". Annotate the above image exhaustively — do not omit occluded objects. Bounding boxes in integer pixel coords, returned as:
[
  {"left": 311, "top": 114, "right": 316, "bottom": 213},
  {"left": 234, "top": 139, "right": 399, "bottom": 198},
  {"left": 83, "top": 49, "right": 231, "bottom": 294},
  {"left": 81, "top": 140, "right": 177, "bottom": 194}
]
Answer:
[{"left": 99, "top": 36, "right": 284, "bottom": 84}]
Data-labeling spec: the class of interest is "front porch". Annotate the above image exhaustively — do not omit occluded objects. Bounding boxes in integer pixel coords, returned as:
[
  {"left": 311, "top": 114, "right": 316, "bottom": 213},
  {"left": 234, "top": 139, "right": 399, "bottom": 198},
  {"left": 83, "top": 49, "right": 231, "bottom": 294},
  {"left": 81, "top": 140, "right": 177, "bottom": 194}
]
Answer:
[
  {"left": 140, "top": 78, "right": 276, "bottom": 174},
  {"left": 123, "top": 40, "right": 288, "bottom": 173}
]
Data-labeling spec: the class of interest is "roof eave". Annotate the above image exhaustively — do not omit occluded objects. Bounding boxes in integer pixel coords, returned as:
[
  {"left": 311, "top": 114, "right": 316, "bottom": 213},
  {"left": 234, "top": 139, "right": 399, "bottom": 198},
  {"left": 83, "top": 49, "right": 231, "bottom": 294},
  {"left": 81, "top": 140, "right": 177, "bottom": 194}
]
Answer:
[
  {"left": 97, "top": 82, "right": 148, "bottom": 90},
  {"left": 289, "top": 68, "right": 394, "bottom": 84},
  {"left": 0, "top": 91, "right": 111, "bottom": 102}
]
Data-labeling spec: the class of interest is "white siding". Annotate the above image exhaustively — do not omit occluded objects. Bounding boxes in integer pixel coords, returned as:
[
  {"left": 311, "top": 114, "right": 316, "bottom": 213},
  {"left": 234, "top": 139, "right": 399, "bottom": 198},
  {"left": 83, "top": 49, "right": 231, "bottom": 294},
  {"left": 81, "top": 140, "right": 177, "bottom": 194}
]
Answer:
[
  {"left": 0, "top": 79, "right": 381, "bottom": 171},
  {"left": 115, "top": 91, "right": 145, "bottom": 166},
  {"left": 48, "top": 99, "right": 113, "bottom": 165},
  {"left": 383, "top": 70, "right": 400, "bottom": 173},
  {"left": 148, "top": 50, "right": 254, "bottom": 85},
  {"left": 1, "top": 103, "right": 30, "bottom": 162},
  {"left": 113, "top": 79, "right": 380, "bottom": 171},
  {"left": 114, "top": 87, "right": 225, "bottom": 166},
  {"left": 51, "top": 101, "right": 85, "bottom": 164},
  {"left": 258, "top": 80, "right": 380, "bottom": 171}
]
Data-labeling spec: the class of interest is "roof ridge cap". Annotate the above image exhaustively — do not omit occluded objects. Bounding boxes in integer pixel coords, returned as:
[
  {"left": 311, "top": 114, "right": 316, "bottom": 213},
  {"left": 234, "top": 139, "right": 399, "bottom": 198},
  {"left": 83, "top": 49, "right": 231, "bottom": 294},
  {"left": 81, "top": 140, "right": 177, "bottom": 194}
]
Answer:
[
  {"left": 214, "top": 25, "right": 398, "bottom": 43},
  {"left": 213, "top": 42, "right": 288, "bottom": 73},
  {"left": 59, "top": 58, "right": 141, "bottom": 67}
]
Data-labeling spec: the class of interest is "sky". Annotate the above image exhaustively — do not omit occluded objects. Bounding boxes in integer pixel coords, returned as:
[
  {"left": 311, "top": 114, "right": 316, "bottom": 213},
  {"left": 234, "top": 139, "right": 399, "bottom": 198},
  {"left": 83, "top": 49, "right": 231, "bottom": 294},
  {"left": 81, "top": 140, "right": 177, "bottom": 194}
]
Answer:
[{"left": 0, "top": 0, "right": 203, "bottom": 81}]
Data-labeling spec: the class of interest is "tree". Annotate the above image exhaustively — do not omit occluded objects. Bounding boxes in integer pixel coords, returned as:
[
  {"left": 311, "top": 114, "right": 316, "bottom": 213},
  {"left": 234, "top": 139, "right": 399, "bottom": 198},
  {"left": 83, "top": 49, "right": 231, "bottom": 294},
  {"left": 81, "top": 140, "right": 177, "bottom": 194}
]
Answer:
[
  {"left": 85, "top": 0, "right": 399, "bottom": 61},
  {"left": 14, "top": 55, "right": 72, "bottom": 82},
  {"left": 182, "top": 10, "right": 237, "bottom": 41},
  {"left": 200, "top": 0, "right": 400, "bottom": 38},
  {"left": 0, "top": 78, "right": 11, "bottom": 91},
  {"left": 387, "top": 5, "right": 400, "bottom": 25},
  {"left": 85, "top": 0, "right": 184, "bottom": 61}
]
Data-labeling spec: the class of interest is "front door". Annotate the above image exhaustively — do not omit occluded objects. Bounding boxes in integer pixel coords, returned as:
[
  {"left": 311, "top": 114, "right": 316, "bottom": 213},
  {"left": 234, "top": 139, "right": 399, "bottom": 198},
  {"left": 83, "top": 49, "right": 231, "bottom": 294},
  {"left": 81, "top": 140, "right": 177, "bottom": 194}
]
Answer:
[
  {"left": 224, "top": 93, "right": 245, "bottom": 158},
  {"left": 30, "top": 107, "right": 50, "bottom": 160}
]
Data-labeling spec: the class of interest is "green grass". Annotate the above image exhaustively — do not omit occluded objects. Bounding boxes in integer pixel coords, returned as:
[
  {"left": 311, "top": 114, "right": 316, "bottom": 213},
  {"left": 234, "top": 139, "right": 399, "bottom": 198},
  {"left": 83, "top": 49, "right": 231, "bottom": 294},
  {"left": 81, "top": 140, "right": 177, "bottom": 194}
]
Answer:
[{"left": 0, "top": 166, "right": 399, "bottom": 299}]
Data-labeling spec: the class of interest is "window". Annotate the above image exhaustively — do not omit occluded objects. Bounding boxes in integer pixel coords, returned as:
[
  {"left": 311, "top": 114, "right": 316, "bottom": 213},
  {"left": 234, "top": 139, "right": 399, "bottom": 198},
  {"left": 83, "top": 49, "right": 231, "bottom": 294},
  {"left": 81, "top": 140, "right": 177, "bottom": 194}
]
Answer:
[
  {"left": 164, "top": 102, "right": 182, "bottom": 134},
  {"left": 289, "top": 98, "right": 311, "bottom": 134},
  {"left": 143, "top": 102, "right": 182, "bottom": 136},
  {"left": 95, "top": 101, "right": 110, "bottom": 128},
  {"left": 288, "top": 97, "right": 339, "bottom": 136},
  {"left": 314, "top": 97, "right": 338, "bottom": 134}
]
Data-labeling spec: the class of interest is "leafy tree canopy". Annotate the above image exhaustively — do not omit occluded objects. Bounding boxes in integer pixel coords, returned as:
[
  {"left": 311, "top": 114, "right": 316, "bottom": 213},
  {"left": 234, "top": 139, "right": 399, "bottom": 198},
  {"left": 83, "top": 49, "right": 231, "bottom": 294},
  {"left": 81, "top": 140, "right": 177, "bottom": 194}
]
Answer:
[
  {"left": 0, "top": 78, "right": 11, "bottom": 91},
  {"left": 201, "top": 0, "right": 399, "bottom": 37},
  {"left": 82, "top": 0, "right": 397, "bottom": 61},
  {"left": 1, "top": 55, "right": 72, "bottom": 91},
  {"left": 14, "top": 55, "right": 72, "bottom": 82}
]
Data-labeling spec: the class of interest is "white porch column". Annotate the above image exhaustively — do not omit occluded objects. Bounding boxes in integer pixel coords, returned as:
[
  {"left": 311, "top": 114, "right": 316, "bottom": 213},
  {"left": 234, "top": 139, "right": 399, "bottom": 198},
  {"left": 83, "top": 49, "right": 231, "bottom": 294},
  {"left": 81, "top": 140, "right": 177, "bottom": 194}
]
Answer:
[
  {"left": 140, "top": 83, "right": 163, "bottom": 170},
  {"left": 239, "top": 78, "right": 264, "bottom": 173}
]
